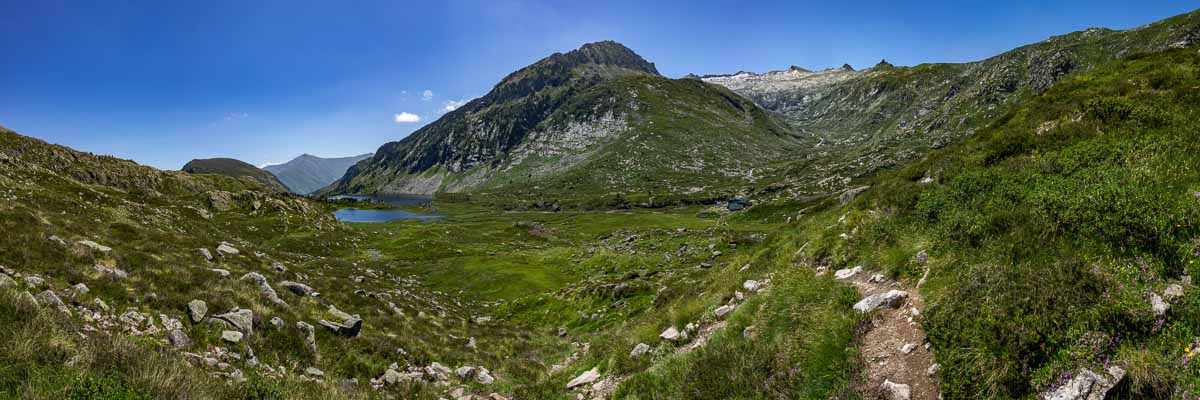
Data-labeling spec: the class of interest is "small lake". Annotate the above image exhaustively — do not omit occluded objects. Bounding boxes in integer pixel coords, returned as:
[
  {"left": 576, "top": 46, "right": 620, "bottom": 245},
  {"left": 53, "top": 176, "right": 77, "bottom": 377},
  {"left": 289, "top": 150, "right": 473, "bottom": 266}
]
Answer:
[{"left": 329, "top": 194, "right": 442, "bottom": 223}]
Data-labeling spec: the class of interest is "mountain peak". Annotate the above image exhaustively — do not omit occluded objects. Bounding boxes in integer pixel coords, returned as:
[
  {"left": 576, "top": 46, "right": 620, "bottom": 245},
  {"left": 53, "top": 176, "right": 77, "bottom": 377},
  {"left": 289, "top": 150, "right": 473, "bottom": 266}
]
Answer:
[{"left": 560, "top": 40, "right": 659, "bottom": 75}]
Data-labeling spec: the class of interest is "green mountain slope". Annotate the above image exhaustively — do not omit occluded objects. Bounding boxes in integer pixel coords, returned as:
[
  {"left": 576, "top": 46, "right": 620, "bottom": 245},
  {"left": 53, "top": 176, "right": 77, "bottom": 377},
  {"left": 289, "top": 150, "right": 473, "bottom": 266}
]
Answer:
[
  {"left": 705, "top": 9, "right": 1200, "bottom": 196},
  {"left": 264, "top": 153, "right": 372, "bottom": 195},
  {"left": 182, "top": 157, "right": 290, "bottom": 193},
  {"left": 327, "top": 41, "right": 800, "bottom": 201},
  {"left": 754, "top": 47, "right": 1200, "bottom": 399}
]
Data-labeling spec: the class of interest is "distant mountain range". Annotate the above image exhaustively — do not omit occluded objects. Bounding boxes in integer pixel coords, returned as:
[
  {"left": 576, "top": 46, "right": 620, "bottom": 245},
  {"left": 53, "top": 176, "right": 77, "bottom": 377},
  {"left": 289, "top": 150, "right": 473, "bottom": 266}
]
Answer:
[
  {"left": 181, "top": 158, "right": 290, "bottom": 193},
  {"left": 263, "top": 153, "right": 372, "bottom": 194}
]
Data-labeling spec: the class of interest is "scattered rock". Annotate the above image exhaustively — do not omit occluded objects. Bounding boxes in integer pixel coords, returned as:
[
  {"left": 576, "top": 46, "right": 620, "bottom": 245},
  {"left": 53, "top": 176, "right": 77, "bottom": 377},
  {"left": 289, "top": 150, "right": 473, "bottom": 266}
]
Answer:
[
  {"left": 221, "top": 330, "right": 243, "bottom": 343},
  {"left": 318, "top": 306, "right": 362, "bottom": 337},
  {"left": 834, "top": 266, "right": 863, "bottom": 280},
  {"left": 187, "top": 300, "right": 207, "bottom": 323},
  {"left": 197, "top": 248, "right": 213, "bottom": 262},
  {"left": 1163, "top": 284, "right": 1184, "bottom": 302},
  {"left": 659, "top": 326, "right": 681, "bottom": 342},
  {"left": 474, "top": 367, "right": 495, "bottom": 385},
  {"left": 0, "top": 274, "right": 14, "bottom": 288},
  {"left": 915, "top": 250, "right": 929, "bottom": 266},
  {"left": 566, "top": 367, "right": 600, "bottom": 389},
  {"left": 297, "top": 321, "right": 319, "bottom": 359},
  {"left": 1042, "top": 366, "right": 1125, "bottom": 400},
  {"left": 93, "top": 264, "right": 128, "bottom": 280},
  {"left": 900, "top": 343, "right": 918, "bottom": 355},
  {"left": 1149, "top": 292, "right": 1169, "bottom": 317},
  {"left": 269, "top": 317, "right": 285, "bottom": 329},
  {"left": 35, "top": 290, "right": 71, "bottom": 315},
  {"left": 210, "top": 269, "right": 231, "bottom": 278},
  {"left": 47, "top": 236, "right": 68, "bottom": 246},
  {"left": 455, "top": 366, "right": 475, "bottom": 380},
  {"left": 23, "top": 275, "right": 45, "bottom": 288},
  {"left": 424, "top": 362, "right": 451, "bottom": 381},
  {"left": 214, "top": 309, "right": 254, "bottom": 335},
  {"left": 78, "top": 240, "right": 112, "bottom": 253},
  {"left": 241, "top": 272, "right": 286, "bottom": 306},
  {"left": 880, "top": 379, "right": 911, "bottom": 400},
  {"left": 715, "top": 304, "right": 735, "bottom": 319},
  {"left": 853, "top": 290, "right": 909, "bottom": 313},
  {"left": 557, "top": 327, "right": 568, "bottom": 337},
  {"left": 927, "top": 364, "right": 940, "bottom": 377},
  {"left": 630, "top": 343, "right": 650, "bottom": 358},
  {"left": 167, "top": 329, "right": 192, "bottom": 348},
  {"left": 304, "top": 367, "right": 325, "bottom": 377},
  {"left": 216, "top": 242, "right": 240, "bottom": 257},
  {"left": 72, "top": 283, "right": 89, "bottom": 294},
  {"left": 743, "top": 280, "right": 762, "bottom": 292},
  {"left": 271, "top": 262, "right": 287, "bottom": 273},
  {"left": 465, "top": 337, "right": 477, "bottom": 350}
]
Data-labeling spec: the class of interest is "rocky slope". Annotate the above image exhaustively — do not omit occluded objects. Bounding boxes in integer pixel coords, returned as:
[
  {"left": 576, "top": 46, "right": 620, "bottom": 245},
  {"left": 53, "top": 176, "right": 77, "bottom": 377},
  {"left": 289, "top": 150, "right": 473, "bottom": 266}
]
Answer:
[
  {"left": 264, "top": 153, "right": 372, "bottom": 195},
  {"left": 182, "top": 157, "right": 290, "bottom": 193},
  {"left": 327, "top": 41, "right": 800, "bottom": 199}
]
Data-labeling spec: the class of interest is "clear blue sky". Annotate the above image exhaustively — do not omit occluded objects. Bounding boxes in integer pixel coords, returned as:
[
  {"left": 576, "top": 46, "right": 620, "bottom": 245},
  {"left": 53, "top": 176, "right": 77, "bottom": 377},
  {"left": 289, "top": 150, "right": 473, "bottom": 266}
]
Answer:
[{"left": 1, "top": 1, "right": 1195, "bottom": 170}]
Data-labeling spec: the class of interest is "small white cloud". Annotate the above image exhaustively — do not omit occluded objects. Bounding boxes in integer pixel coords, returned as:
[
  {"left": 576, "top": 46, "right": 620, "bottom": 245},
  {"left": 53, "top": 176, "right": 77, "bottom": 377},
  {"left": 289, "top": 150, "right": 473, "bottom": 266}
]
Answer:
[
  {"left": 441, "top": 99, "right": 469, "bottom": 113},
  {"left": 257, "top": 161, "right": 282, "bottom": 169},
  {"left": 421, "top": 90, "right": 434, "bottom": 101},
  {"left": 394, "top": 112, "right": 421, "bottom": 123}
]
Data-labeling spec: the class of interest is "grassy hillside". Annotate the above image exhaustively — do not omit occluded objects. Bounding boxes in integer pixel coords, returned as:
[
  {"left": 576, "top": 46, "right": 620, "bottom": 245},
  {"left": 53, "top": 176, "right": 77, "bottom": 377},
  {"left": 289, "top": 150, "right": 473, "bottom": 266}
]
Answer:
[
  {"left": 747, "top": 47, "right": 1200, "bottom": 398},
  {"left": 183, "top": 157, "right": 291, "bottom": 193}
]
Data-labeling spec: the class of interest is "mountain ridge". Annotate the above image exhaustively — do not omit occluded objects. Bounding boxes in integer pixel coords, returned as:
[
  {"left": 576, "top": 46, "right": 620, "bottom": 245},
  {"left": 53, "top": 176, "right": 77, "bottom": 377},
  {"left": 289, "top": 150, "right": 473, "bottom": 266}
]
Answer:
[
  {"left": 264, "top": 153, "right": 372, "bottom": 195},
  {"left": 181, "top": 157, "right": 290, "bottom": 193}
]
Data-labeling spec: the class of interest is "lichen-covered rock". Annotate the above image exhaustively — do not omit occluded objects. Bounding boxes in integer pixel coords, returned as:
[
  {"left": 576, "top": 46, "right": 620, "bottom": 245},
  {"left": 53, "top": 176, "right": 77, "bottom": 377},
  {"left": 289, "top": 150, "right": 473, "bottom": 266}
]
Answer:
[
  {"left": 216, "top": 242, "right": 239, "bottom": 256},
  {"left": 241, "top": 272, "right": 286, "bottom": 306},
  {"left": 221, "top": 330, "right": 243, "bottom": 343},
  {"left": 214, "top": 309, "right": 254, "bottom": 335},
  {"left": 1042, "top": 366, "right": 1125, "bottom": 400},
  {"left": 187, "top": 300, "right": 207, "bottom": 323}
]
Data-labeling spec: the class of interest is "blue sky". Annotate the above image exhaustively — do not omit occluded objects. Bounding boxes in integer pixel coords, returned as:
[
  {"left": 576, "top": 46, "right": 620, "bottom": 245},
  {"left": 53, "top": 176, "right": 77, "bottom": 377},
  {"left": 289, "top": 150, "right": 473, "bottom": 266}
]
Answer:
[{"left": 0, "top": 1, "right": 1195, "bottom": 170}]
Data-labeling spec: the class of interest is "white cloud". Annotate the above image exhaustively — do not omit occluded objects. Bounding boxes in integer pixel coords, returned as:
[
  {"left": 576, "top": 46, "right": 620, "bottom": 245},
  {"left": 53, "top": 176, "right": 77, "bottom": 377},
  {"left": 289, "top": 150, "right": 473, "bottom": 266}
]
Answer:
[
  {"left": 394, "top": 112, "right": 421, "bottom": 123},
  {"left": 257, "top": 161, "right": 282, "bottom": 169},
  {"left": 421, "top": 89, "right": 434, "bottom": 101},
  {"left": 441, "top": 99, "right": 469, "bottom": 113}
]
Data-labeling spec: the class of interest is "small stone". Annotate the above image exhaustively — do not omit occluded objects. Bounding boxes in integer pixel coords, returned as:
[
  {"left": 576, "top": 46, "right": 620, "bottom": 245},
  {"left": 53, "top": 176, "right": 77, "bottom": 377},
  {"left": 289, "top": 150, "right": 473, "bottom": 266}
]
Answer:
[
  {"left": 78, "top": 240, "right": 112, "bottom": 253},
  {"left": 1163, "top": 284, "right": 1184, "bottom": 302},
  {"left": 927, "top": 364, "right": 940, "bottom": 377},
  {"left": 566, "top": 367, "right": 600, "bottom": 389},
  {"left": 304, "top": 367, "right": 324, "bottom": 377},
  {"left": 880, "top": 379, "right": 911, "bottom": 400},
  {"left": 425, "top": 362, "right": 451, "bottom": 381},
  {"left": 659, "top": 326, "right": 681, "bottom": 341},
  {"left": 742, "top": 280, "right": 762, "bottom": 292},
  {"left": 271, "top": 262, "right": 287, "bottom": 273},
  {"left": 715, "top": 304, "right": 735, "bottom": 319},
  {"left": 915, "top": 250, "right": 929, "bottom": 266},
  {"left": 269, "top": 317, "right": 285, "bottom": 329},
  {"left": 216, "top": 242, "right": 239, "bottom": 256},
  {"left": 215, "top": 309, "right": 254, "bottom": 335},
  {"left": 834, "top": 266, "right": 863, "bottom": 280},
  {"left": 297, "top": 321, "right": 319, "bottom": 359},
  {"left": 93, "top": 298, "right": 110, "bottom": 312},
  {"left": 35, "top": 290, "right": 71, "bottom": 315},
  {"left": 93, "top": 264, "right": 128, "bottom": 280},
  {"left": 47, "top": 236, "right": 68, "bottom": 246},
  {"left": 455, "top": 366, "right": 476, "bottom": 380},
  {"left": 630, "top": 343, "right": 650, "bottom": 358},
  {"left": 167, "top": 329, "right": 192, "bottom": 348},
  {"left": 853, "top": 290, "right": 909, "bottom": 313},
  {"left": 900, "top": 343, "right": 918, "bottom": 354},
  {"left": 221, "top": 330, "right": 243, "bottom": 343},
  {"left": 23, "top": 275, "right": 45, "bottom": 288},
  {"left": 474, "top": 367, "right": 494, "bottom": 385},
  {"left": 210, "top": 269, "right": 231, "bottom": 278},
  {"left": 241, "top": 272, "right": 286, "bottom": 306},
  {"left": 465, "top": 337, "right": 477, "bottom": 350},
  {"left": 72, "top": 283, "right": 89, "bottom": 294},
  {"left": 0, "top": 274, "right": 14, "bottom": 288},
  {"left": 557, "top": 327, "right": 568, "bottom": 337},
  {"left": 187, "top": 300, "right": 207, "bottom": 323},
  {"left": 1149, "top": 293, "right": 1169, "bottom": 317},
  {"left": 197, "top": 248, "right": 213, "bottom": 262}
]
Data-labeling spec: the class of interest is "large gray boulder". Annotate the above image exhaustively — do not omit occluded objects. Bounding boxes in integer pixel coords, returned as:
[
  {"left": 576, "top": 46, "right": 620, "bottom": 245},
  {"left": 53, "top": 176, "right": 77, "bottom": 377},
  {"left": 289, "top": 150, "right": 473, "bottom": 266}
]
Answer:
[
  {"left": 1042, "top": 366, "right": 1125, "bottom": 400},
  {"left": 853, "top": 290, "right": 909, "bottom": 313},
  {"left": 216, "top": 242, "right": 239, "bottom": 256}
]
